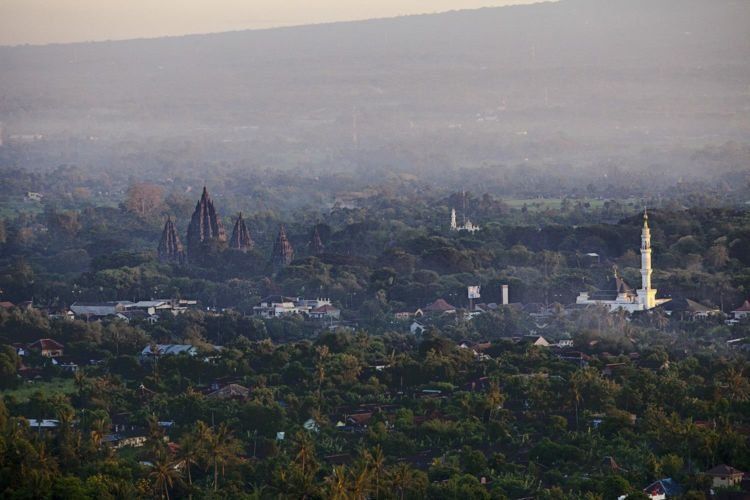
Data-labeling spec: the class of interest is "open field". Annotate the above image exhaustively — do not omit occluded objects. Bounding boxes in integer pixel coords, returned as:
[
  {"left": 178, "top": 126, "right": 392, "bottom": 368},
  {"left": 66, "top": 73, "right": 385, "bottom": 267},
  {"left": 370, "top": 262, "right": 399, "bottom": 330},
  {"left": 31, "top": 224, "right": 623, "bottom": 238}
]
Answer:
[{"left": 1, "top": 378, "right": 75, "bottom": 403}]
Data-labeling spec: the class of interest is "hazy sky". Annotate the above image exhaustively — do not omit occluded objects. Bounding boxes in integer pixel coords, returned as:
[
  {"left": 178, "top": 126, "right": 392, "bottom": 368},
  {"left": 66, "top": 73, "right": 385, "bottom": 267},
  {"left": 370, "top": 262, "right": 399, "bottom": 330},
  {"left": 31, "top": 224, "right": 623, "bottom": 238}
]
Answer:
[{"left": 0, "top": 0, "right": 549, "bottom": 46}]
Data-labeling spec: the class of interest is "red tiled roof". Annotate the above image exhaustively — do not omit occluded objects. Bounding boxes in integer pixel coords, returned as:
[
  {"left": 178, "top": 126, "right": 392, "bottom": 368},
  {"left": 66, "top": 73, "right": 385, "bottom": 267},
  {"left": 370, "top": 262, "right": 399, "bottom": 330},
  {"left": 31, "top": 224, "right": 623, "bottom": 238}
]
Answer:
[
  {"left": 0, "top": 301, "right": 15, "bottom": 309},
  {"left": 734, "top": 300, "right": 750, "bottom": 312},
  {"left": 28, "top": 338, "right": 64, "bottom": 350},
  {"left": 311, "top": 304, "right": 339, "bottom": 313},
  {"left": 424, "top": 298, "right": 456, "bottom": 312}
]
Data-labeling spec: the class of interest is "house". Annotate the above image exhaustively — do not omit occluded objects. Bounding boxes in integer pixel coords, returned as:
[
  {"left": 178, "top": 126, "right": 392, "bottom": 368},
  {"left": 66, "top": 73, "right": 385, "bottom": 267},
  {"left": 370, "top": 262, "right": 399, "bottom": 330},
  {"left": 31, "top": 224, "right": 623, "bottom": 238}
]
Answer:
[
  {"left": 25, "top": 419, "right": 60, "bottom": 430},
  {"left": 661, "top": 298, "right": 721, "bottom": 320},
  {"left": 103, "top": 431, "right": 148, "bottom": 449},
  {"left": 705, "top": 464, "right": 745, "bottom": 489},
  {"left": 70, "top": 301, "right": 133, "bottom": 319},
  {"left": 253, "top": 296, "right": 306, "bottom": 318},
  {"left": 641, "top": 478, "right": 682, "bottom": 500},
  {"left": 308, "top": 304, "right": 341, "bottom": 321},
  {"left": 346, "top": 412, "right": 374, "bottom": 429},
  {"left": 303, "top": 418, "right": 320, "bottom": 433},
  {"left": 732, "top": 300, "right": 750, "bottom": 320},
  {"left": 28, "top": 338, "right": 64, "bottom": 358},
  {"left": 207, "top": 383, "right": 250, "bottom": 400},
  {"left": 116, "top": 310, "right": 158, "bottom": 324},
  {"left": 0, "top": 301, "right": 15, "bottom": 310},
  {"left": 394, "top": 309, "right": 423, "bottom": 320},
  {"left": 518, "top": 335, "right": 550, "bottom": 347},
  {"left": 140, "top": 344, "right": 198, "bottom": 360},
  {"left": 423, "top": 298, "right": 457, "bottom": 315},
  {"left": 52, "top": 357, "right": 79, "bottom": 372},
  {"left": 410, "top": 321, "right": 426, "bottom": 335}
]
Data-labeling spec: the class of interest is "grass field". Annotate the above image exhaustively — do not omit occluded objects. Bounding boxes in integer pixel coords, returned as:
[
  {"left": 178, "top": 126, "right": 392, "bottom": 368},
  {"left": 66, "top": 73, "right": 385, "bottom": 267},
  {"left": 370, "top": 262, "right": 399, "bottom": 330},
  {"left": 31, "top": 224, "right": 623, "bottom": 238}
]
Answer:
[
  {"left": 503, "top": 198, "right": 640, "bottom": 210},
  {"left": 1, "top": 378, "right": 75, "bottom": 402}
]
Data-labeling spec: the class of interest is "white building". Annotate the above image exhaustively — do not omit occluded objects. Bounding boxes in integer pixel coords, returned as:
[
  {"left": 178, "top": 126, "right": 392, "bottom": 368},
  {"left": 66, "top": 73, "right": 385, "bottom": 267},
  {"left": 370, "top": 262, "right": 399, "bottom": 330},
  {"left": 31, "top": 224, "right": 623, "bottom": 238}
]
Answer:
[
  {"left": 576, "top": 210, "right": 670, "bottom": 312},
  {"left": 253, "top": 296, "right": 333, "bottom": 318},
  {"left": 450, "top": 208, "right": 481, "bottom": 233}
]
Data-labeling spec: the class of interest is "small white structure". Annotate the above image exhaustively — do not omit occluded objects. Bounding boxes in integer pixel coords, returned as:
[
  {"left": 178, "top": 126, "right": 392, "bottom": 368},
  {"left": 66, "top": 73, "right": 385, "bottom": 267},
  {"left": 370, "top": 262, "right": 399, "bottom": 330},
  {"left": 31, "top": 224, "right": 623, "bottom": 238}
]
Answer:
[
  {"left": 576, "top": 211, "right": 670, "bottom": 312},
  {"left": 450, "top": 208, "right": 481, "bottom": 233},
  {"left": 410, "top": 321, "right": 426, "bottom": 335}
]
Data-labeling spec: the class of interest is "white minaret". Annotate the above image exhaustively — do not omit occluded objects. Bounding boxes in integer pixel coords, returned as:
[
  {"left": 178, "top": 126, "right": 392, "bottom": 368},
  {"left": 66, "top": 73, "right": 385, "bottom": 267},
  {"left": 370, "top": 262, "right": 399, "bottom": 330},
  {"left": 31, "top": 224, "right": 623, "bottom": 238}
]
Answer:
[
  {"left": 637, "top": 209, "right": 657, "bottom": 309},
  {"left": 450, "top": 208, "right": 457, "bottom": 231}
]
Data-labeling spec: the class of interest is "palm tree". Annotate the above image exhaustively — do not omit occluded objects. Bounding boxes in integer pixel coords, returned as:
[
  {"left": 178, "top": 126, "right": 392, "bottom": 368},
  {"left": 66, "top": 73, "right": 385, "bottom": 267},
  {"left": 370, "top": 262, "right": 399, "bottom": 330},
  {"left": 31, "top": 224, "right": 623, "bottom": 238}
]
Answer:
[
  {"left": 721, "top": 366, "right": 750, "bottom": 404},
  {"left": 324, "top": 465, "right": 350, "bottom": 500},
  {"left": 570, "top": 372, "right": 585, "bottom": 430},
  {"left": 149, "top": 453, "right": 181, "bottom": 500},
  {"left": 73, "top": 370, "right": 86, "bottom": 402},
  {"left": 364, "top": 445, "right": 385, "bottom": 499},
  {"left": 175, "top": 434, "right": 200, "bottom": 494},
  {"left": 206, "top": 422, "right": 239, "bottom": 492},
  {"left": 389, "top": 463, "right": 414, "bottom": 500},
  {"left": 89, "top": 417, "right": 107, "bottom": 450},
  {"left": 146, "top": 414, "right": 166, "bottom": 459},
  {"left": 294, "top": 431, "right": 318, "bottom": 477}
]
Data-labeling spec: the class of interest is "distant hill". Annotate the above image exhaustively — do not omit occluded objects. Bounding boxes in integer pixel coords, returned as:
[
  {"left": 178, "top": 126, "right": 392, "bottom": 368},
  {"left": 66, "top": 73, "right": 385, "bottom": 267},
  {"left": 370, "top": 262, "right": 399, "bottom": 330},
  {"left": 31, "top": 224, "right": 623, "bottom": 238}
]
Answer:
[{"left": 0, "top": 0, "right": 748, "bottom": 178}]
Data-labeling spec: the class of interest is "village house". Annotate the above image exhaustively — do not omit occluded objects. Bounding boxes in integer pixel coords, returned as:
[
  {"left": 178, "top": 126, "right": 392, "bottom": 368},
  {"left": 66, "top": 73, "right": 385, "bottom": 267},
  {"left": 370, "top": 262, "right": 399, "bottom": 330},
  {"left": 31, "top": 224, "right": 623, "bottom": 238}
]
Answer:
[
  {"left": 253, "top": 296, "right": 333, "bottom": 318},
  {"left": 423, "top": 298, "right": 457, "bottom": 315},
  {"left": 308, "top": 304, "right": 341, "bottom": 321},
  {"left": 661, "top": 298, "right": 721, "bottom": 320},
  {"left": 206, "top": 383, "right": 250, "bottom": 400},
  {"left": 704, "top": 464, "right": 745, "bottom": 489},
  {"left": 140, "top": 344, "right": 198, "bottom": 360},
  {"left": 732, "top": 300, "right": 750, "bottom": 320},
  {"left": 70, "top": 301, "right": 134, "bottom": 319},
  {"left": 27, "top": 338, "right": 64, "bottom": 358}
]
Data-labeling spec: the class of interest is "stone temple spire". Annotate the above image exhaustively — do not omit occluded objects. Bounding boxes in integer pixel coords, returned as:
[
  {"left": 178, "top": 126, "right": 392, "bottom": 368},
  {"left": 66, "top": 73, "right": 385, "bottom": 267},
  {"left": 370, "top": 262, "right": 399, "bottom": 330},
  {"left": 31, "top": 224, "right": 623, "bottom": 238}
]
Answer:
[
  {"left": 158, "top": 216, "right": 185, "bottom": 264},
  {"left": 186, "top": 186, "right": 226, "bottom": 259},
  {"left": 271, "top": 224, "right": 294, "bottom": 269},
  {"left": 308, "top": 225, "right": 325, "bottom": 255},
  {"left": 229, "top": 213, "right": 254, "bottom": 252}
]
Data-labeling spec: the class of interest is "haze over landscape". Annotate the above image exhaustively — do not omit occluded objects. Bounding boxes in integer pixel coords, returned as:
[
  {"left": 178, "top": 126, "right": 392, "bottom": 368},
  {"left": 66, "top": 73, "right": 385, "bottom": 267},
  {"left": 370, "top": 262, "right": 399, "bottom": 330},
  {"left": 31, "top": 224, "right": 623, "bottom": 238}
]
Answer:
[{"left": 0, "top": 1, "right": 749, "bottom": 498}]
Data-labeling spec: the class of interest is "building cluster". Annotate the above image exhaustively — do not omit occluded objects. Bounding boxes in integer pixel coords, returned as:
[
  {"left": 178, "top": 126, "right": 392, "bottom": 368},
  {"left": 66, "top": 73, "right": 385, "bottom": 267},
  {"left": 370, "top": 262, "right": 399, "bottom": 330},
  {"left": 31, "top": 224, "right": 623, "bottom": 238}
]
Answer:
[
  {"left": 69, "top": 299, "right": 198, "bottom": 323},
  {"left": 252, "top": 295, "right": 341, "bottom": 321},
  {"left": 157, "top": 186, "right": 324, "bottom": 268}
]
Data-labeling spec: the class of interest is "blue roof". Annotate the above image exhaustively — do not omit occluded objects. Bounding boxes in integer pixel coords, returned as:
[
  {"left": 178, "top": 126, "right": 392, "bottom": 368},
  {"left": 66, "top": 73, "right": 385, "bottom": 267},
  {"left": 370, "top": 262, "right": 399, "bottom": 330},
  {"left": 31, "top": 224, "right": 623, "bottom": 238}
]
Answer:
[{"left": 644, "top": 478, "right": 682, "bottom": 497}]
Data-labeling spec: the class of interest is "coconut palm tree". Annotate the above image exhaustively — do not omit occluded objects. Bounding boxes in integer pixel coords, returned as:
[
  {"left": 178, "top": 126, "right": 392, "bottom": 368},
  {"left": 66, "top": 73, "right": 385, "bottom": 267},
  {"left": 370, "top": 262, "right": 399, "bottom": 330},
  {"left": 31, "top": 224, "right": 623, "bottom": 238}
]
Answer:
[
  {"left": 175, "top": 433, "right": 200, "bottom": 494},
  {"left": 325, "top": 466, "right": 350, "bottom": 500},
  {"left": 389, "top": 463, "right": 414, "bottom": 500},
  {"left": 149, "top": 453, "right": 181, "bottom": 500},
  {"left": 89, "top": 417, "right": 107, "bottom": 450},
  {"left": 206, "top": 422, "right": 239, "bottom": 492},
  {"left": 364, "top": 445, "right": 385, "bottom": 499}
]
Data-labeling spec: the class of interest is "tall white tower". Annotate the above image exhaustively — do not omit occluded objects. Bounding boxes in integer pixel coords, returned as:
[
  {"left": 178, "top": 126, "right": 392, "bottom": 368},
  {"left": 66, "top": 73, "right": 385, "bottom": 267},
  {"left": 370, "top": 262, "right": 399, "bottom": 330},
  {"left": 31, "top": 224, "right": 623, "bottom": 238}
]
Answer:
[
  {"left": 637, "top": 209, "right": 657, "bottom": 309},
  {"left": 450, "top": 208, "right": 457, "bottom": 231}
]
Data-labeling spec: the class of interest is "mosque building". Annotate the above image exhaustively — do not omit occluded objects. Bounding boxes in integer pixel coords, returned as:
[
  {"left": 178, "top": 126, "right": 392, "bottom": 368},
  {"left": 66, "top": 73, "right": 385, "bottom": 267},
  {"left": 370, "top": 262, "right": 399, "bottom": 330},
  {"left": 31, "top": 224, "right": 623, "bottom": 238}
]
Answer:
[{"left": 576, "top": 210, "right": 670, "bottom": 312}]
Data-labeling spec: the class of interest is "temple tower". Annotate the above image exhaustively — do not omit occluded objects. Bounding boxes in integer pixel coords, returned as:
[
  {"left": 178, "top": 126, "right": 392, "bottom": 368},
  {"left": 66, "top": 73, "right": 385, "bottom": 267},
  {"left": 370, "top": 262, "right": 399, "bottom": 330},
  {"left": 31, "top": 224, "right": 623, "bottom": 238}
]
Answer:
[
  {"left": 229, "top": 213, "right": 254, "bottom": 252},
  {"left": 272, "top": 224, "right": 294, "bottom": 269},
  {"left": 308, "top": 225, "right": 325, "bottom": 255},
  {"left": 186, "top": 186, "right": 226, "bottom": 259},
  {"left": 157, "top": 216, "right": 185, "bottom": 264}
]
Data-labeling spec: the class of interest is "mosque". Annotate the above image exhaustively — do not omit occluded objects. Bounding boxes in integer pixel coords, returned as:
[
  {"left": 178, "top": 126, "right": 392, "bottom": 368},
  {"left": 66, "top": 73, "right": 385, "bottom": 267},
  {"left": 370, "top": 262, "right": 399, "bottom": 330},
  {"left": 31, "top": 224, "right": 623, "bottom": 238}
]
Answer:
[{"left": 576, "top": 210, "right": 670, "bottom": 312}]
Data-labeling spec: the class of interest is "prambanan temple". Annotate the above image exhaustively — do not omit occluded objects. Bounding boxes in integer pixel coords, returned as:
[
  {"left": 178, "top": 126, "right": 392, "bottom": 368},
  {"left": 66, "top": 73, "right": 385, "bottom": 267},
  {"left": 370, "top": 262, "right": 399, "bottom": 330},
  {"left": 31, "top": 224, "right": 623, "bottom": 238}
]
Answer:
[{"left": 158, "top": 186, "right": 321, "bottom": 269}]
